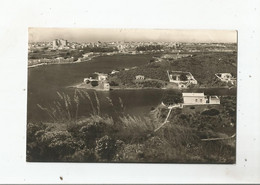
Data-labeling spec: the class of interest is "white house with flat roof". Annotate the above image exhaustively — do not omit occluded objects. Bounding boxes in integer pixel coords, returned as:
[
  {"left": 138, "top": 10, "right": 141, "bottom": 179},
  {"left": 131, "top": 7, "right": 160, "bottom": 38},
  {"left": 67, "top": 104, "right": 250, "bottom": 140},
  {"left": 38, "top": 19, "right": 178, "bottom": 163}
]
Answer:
[
  {"left": 182, "top": 92, "right": 220, "bottom": 105},
  {"left": 135, "top": 75, "right": 145, "bottom": 80},
  {"left": 94, "top": 73, "right": 108, "bottom": 81},
  {"left": 215, "top": 73, "right": 236, "bottom": 85},
  {"left": 182, "top": 93, "right": 207, "bottom": 104}
]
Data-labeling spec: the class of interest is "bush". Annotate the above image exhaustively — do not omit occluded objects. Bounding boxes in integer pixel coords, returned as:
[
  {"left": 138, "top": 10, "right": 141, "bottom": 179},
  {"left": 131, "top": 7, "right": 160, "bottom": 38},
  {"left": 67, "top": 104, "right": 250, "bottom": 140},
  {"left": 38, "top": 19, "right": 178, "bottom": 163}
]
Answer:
[
  {"left": 141, "top": 80, "right": 163, "bottom": 88},
  {"left": 91, "top": 81, "right": 99, "bottom": 87},
  {"left": 180, "top": 73, "right": 188, "bottom": 81},
  {"left": 162, "top": 91, "right": 183, "bottom": 105},
  {"left": 201, "top": 109, "right": 220, "bottom": 116},
  {"left": 110, "top": 81, "right": 119, "bottom": 86},
  {"left": 39, "top": 131, "right": 79, "bottom": 161},
  {"left": 27, "top": 122, "right": 47, "bottom": 143},
  {"left": 95, "top": 135, "right": 117, "bottom": 160},
  {"left": 65, "top": 148, "right": 96, "bottom": 162}
]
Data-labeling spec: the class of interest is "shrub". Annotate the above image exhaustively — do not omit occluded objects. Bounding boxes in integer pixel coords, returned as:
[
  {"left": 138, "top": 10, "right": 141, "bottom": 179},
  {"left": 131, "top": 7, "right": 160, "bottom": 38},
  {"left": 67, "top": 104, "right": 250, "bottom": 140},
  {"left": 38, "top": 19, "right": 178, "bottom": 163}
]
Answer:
[
  {"left": 39, "top": 131, "right": 79, "bottom": 161},
  {"left": 95, "top": 135, "right": 117, "bottom": 160},
  {"left": 65, "top": 148, "right": 96, "bottom": 162},
  {"left": 91, "top": 81, "right": 99, "bottom": 87},
  {"left": 162, "top": 91, "right": 183, "bottom": 105},
  {"left": 201, "top": 109, "right": 220, "bottom": 116},
  {"left": 180, "top": 73, "right": 188, "bottom": 81},
  {"left": 27, "top": 122, "right": 47, "bottom": 143},
  {"left": 110, "top": 81, "right": 119, "bottom": 86}
]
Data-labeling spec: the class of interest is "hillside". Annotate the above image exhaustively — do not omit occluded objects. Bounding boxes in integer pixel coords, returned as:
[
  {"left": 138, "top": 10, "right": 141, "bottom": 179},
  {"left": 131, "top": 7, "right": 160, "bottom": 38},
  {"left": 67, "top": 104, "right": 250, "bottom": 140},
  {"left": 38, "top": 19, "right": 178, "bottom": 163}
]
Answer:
[{"left": 111, "top": 51, "right": 237, "bottom": 88}]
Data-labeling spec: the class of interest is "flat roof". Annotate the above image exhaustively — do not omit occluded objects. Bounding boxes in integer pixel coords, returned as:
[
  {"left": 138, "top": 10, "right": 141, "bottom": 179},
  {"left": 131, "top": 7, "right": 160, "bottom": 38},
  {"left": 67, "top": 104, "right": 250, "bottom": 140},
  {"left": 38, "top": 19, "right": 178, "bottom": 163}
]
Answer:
[{"left": 182, "top": 92, "right": 205, "bottom": 97}]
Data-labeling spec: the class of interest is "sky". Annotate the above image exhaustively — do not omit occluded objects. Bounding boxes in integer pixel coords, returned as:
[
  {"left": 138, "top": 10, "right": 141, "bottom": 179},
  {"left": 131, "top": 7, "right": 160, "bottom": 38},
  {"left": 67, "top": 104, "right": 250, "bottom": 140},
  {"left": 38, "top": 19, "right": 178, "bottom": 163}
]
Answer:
[{"left": 29, "top": 28, "right": 237, "bottom": 43}]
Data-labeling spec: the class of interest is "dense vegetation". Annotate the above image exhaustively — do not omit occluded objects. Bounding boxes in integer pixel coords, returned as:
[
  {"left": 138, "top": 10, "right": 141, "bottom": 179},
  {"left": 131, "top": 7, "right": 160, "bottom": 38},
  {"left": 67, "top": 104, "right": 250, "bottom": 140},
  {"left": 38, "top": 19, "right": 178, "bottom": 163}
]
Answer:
[
  {"left": 27, "top": 90, "right": 236, "bottom": 163},
  {"left": 162, "top": 91, "right": 183, "bottom": 105}
]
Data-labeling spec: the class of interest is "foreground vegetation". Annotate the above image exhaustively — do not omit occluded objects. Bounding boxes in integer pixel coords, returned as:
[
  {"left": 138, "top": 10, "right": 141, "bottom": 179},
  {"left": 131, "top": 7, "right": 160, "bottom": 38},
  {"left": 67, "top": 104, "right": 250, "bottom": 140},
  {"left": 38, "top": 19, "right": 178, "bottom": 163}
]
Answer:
[{"left": 27, "top": 90, "right": 236, "bottom": 163}]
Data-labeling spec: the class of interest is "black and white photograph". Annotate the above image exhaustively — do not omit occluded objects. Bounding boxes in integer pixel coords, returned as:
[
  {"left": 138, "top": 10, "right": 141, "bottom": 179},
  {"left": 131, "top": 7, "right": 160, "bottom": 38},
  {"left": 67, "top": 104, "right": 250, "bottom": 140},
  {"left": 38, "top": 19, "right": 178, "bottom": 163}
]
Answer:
[
  {"left": 1, "top": 0, "right": 260, "bottom": 183},
  {"left": 27, "top": 28, "right": 237, "bottom": 163}
]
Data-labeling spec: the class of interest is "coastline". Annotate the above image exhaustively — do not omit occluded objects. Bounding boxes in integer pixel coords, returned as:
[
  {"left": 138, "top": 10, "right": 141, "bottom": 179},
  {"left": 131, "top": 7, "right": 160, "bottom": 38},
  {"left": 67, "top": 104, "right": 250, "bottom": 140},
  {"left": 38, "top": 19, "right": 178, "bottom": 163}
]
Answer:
[
  {"left": 27, "top": 51, "right": 162, "bottom": 68},
  {"left": 28, "top": 57, "right": 93, "bottom": 68},
  {"left": 67, "top": 82, "right": 236, "bottom": 91}
]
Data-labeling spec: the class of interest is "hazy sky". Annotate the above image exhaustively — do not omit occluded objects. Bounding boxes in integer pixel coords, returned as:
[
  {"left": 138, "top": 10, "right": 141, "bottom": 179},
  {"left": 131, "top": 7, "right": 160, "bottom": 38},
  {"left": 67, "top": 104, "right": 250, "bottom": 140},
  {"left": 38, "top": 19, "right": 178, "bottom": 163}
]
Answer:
[{"left": 29, "top": 28, "right": 237, "bottom": 43}]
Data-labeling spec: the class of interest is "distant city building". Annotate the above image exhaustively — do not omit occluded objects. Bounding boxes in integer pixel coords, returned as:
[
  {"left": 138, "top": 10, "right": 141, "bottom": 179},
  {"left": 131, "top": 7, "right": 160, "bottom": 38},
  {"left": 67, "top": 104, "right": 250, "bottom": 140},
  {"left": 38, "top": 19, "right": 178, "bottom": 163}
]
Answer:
[{"left": 53, "top": 39, "right": 68, "bottom": 49}]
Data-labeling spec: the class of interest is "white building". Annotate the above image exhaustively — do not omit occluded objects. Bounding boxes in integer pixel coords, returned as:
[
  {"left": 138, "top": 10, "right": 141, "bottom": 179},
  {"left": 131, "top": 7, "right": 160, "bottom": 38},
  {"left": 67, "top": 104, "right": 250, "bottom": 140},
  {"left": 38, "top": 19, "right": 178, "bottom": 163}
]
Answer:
[
  {"left": 111, "top": 70, "right": 119, "bottom": 75},
  {"left": 167, "top": 71, "right": 197, "bottom": 85},
  {"left": 182, "top": 92, "right": 220, "bottom": 105},
  {"left": 83, "top": 52, "right": 94, "bottom": 58},
  {"left": 53, "top": 39, "right": 68, "bottom": 49},
  {"left": 94, "top": 73, "right": 108, "bottom": 81},
  {"left": 103, "top": 82, "right": 110, "bottom": 91},
  {"left": 135, "top": 75, "right": 145, "bottom": 80},
  {"left": 215, "top": 73, "right": 236, "bottom": 84}
]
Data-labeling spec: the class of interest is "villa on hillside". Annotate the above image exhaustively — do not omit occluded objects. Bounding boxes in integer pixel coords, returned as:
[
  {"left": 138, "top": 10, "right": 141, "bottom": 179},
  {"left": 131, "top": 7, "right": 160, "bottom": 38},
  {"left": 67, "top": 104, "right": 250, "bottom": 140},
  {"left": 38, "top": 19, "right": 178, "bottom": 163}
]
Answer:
[
  {"left": 215, "top": 73, "right": 236, "bottom": 85},
  {"left": 162, "top": 92, "right": 220, "bottom": 109},
  {"left": 95, "top": 72, "right": 108, "bottom": 81},
  {"left": 182, "top": 92, "right": 220, "bottom": 105},
  {"left": 83, "top": 72, "right": 110, "bottom": 91},
  {"left": 167, "top": 70, "right": 197, "bottom": 89}
]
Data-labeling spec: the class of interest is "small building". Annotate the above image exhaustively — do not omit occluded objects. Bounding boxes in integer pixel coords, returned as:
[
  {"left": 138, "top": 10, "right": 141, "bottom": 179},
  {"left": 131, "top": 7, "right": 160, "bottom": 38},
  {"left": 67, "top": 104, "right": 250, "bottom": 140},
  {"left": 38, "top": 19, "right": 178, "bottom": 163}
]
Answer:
[
  {"left": 215, "top": 73, "right": 236, "bottom": 84},
  {"left": 83, "top": 52, "right": 93, "bottom": 58},
  {"left": 215, "top": 73, "right": 232, "bottom": 81},
  {"left": 135, "top": 75, "right": 145, "bottom": 80},
  {"left": 182, "top": 93, "right": 207, "bottom": 104},
  {"left": 83, "top": 77, "right": 97, "bottom": 84},
  {"left": 182, "top": 92, "right": 220, "bottom": 105},
  {"left": 167, "top": 71, "right": 197, "bottom": 85},
  {"left": 94, "top": 73, "right": 108, "bottom": 81},
  {"left": 103, "top": 82, "right": 110, "bottom": 91},
  {"left": 111, "top": 70, "right": 119, "bottom": 75},
  {"left": 209, "top": 96, "right": 220, "bottom": 104}
]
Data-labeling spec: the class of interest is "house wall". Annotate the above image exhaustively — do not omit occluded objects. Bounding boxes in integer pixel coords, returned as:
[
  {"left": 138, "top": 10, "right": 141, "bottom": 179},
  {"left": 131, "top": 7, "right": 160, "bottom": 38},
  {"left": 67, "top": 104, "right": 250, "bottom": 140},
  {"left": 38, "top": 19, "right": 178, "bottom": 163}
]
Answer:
[
  {"left": 136, "top": 76, "right": 145, "bottom": 80},
  {"left": 183, "top": 96, "right": 207, "bottom": 104},
  {"left": 209, "top": 97, "right": 220, "bottom": 104},
  {"left": 98, "top": 75, "right": 108, "bottom": 81},
  {"left": 103, "top": 82, "right": 110, "bottom": 90}
]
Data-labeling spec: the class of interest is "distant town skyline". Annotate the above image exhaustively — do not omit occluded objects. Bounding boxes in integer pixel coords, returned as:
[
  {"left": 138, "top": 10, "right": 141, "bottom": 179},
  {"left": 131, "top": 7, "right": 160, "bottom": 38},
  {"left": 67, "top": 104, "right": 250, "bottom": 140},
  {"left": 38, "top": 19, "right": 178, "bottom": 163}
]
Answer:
[{"left": 29, "top": 28, "right": 237, "bottom": 43}]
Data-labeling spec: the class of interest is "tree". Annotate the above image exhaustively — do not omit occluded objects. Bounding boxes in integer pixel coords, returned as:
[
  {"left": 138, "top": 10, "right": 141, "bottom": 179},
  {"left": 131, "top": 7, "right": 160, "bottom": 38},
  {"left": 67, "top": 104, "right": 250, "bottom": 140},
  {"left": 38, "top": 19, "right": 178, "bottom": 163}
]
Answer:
[
  {"left": 180, "top": 73, "right": 188, "bottom": 81},
  {"left": 162, "top": 91, "right": 183, "bottom": 105},
  {"left": 91, "top": 81, "right": 99, "bottom": 87},
  {"left": 87, "top": 73, "right": 98, "bottom": 79}
]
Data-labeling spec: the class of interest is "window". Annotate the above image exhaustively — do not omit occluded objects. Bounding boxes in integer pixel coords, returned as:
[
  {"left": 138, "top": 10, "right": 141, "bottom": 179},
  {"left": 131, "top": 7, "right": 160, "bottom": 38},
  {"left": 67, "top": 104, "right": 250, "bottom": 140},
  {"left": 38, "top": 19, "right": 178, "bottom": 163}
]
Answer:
[
  {"left": 200, "top": 99, "right": 202, "bottom": 103},
  {"left": 195, "top": 99, "right": 198, "bottom": 102}
]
